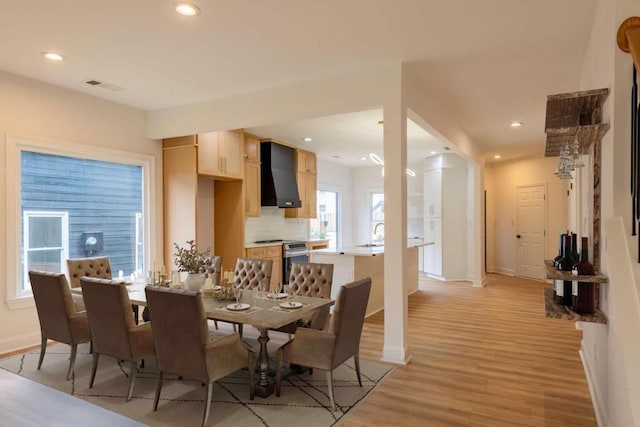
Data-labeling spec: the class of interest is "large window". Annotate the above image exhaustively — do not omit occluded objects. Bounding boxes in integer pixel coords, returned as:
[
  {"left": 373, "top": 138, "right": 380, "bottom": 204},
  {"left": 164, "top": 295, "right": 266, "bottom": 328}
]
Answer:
[
  {"left": 6, "top": 135, "right": 153, "bottom": 303},
  {"left": 309, "top": 190, "right": 339, "bottom": 248}
]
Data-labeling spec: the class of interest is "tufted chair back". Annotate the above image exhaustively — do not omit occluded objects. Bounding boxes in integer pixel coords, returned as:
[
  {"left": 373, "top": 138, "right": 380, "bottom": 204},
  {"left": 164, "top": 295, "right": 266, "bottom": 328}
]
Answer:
[
  {"left": 287, "top": 262, "right": 334, "bottom": 330},
  {"left": 288, "top": 262, "right": 333, "bottom": 298},
  {"left": 67, "top": 256, "right": 112, "bottom": 289},
  {"left": 232, "top": 258, "right": 273, "bottom": 290},
  {"left": 202, "top": 256, "right": 223, "bottom": 285}
]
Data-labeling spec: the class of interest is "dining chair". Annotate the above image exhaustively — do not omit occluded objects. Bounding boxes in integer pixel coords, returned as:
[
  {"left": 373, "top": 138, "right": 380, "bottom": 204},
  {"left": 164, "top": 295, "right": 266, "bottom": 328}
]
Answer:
[
  {"left": 275, "top": 277, "right": 371, "bottom": 411},
  {"left": 273, "top": 262, "right": 334, "bottom": 338},
  {"left": 66, "top": 256, "right": 112, "bottom": 312},
  {"left": 203, "top": 255, "right": 223, "bottom": 330},
  {"left": 80, "top": 277, "right": 155, "bottom": 401},
  {"left": 145, "top": 286, "right": 256, "bottom": 427},
  {"left": 29, "top": 271, "right": 92, "bottom": 380},
  {"left": 229, "top": 258, "right": 273, "bottom": 336}
]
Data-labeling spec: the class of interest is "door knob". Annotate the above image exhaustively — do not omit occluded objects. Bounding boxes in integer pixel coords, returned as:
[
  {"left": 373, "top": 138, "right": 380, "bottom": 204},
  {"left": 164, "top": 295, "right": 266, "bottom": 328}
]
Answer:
[{"left": 516, "top": 234, "right": 521, "bottom": 238}]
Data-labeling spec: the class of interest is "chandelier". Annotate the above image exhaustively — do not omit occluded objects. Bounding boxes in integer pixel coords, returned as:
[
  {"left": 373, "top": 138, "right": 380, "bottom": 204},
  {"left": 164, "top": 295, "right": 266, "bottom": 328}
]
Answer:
[{"left": 554, "top": 136, "right": 585, "bottom": 179}]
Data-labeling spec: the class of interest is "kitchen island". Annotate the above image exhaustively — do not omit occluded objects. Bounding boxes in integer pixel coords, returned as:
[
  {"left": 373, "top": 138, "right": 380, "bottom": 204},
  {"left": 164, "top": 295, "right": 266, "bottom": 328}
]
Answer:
[{"left": 310, "top": 241, "right": 429, "bottom": 316}]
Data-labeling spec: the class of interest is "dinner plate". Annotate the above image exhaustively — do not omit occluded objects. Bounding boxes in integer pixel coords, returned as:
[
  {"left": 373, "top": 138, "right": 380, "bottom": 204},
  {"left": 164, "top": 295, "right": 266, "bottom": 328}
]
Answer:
[
  {"left": 226, "top": 303, "right": 251, "bottom": 311},
  {"left": 212, "top": 285, "right": 222, "bottom": 290},
  {"left": 267, "top": 292, "right": 288, "bottom": 299},
  {"left": 280, "top": 301, "right": 303, "bottom": 309}
]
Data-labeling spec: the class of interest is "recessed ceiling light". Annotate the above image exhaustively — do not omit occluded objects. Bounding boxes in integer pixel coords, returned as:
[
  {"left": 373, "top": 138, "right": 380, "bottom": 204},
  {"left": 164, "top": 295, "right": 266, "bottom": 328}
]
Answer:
[
  {"left": 360, "top": 156, "right": 367, "bottom": 161},
  {"left": 303, "top": 137, "right": 312, "bottom": 142},
  {"left": 42, "top": 51, "right": 64, "bottom": 61},
  {"left": 510, "top": 121, "right": 523, "bottom": 127},
  {"left": 494, "top": 154, "right": 502, "bottom": 159},
  {"left": 430, "top": 151, "right": 437, "bottom": 155},
  {"left": 175, "top": 2, "right": 200, "bottom": 16},
  {"left": 369, "top": 153, "right": 384, "bottom": 165}
]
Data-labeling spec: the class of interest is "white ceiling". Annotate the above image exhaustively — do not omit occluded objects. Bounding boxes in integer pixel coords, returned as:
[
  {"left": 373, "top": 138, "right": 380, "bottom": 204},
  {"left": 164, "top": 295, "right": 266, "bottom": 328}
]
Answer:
[{"left": 0, "top": 0, "right": 597, "bottom": 164}]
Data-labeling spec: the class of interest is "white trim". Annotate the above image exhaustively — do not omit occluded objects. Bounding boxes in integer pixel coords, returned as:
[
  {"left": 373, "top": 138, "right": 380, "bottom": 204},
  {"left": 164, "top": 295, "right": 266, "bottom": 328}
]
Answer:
[
  {"left": 381, "top": 345, "right": 412, "bottom": 365},
  {"left": 580, "top": 345, "right": 608, "bottom": 427},
  {"left": 6, "top": 296, "right": 35, "bottom": 310},
  {"left": 5, "top": 133, "right": 156, "bottom": 308}
]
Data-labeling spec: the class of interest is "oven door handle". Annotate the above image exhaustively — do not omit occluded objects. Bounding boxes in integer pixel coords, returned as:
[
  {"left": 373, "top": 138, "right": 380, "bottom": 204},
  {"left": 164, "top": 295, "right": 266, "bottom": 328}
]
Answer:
[{"left": 283, "top": 250, "right": 310, "bottom": 258}]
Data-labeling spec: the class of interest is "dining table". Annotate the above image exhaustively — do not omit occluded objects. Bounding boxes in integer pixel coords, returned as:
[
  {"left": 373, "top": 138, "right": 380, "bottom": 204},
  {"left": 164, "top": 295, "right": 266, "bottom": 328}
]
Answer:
[{"left": 76, "top": 283, "right": 334, "bottom": 398}]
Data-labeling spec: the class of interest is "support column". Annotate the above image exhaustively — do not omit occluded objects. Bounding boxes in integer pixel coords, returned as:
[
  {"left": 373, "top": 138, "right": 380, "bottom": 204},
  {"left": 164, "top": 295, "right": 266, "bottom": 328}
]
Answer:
[{"left": 381, "top": 84, "right": 411, "bottom": 365}]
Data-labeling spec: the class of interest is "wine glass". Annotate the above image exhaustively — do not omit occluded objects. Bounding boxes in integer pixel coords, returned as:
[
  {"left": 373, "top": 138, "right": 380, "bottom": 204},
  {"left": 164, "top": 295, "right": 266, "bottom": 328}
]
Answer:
[
  {"left": 233, "top": 287, "right": 243, "bottom": 307},
  {"left": 273, "top": 283, "right": 282, "bottom": 307}
]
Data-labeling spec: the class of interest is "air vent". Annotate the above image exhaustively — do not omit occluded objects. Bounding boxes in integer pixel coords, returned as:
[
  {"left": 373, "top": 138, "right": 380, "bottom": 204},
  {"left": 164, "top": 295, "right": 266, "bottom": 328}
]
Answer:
[{"left": 84, "top": 79, "right": 125, "bottom": 92}]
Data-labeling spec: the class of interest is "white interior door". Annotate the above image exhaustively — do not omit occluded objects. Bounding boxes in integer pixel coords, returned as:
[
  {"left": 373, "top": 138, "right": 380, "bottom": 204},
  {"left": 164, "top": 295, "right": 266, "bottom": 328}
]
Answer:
[{"left": 516, "top": 184, "right": 546, "bottom": 280}]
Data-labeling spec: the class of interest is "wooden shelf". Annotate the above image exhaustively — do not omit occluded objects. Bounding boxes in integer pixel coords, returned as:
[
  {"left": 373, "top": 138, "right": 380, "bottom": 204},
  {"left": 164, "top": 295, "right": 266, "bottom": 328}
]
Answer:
[
  {"left": 543, "top": 288, "right": 608, "bottom": 324},
  {"left": 544, "top": 260, "right": 608, "bottom": 283}
]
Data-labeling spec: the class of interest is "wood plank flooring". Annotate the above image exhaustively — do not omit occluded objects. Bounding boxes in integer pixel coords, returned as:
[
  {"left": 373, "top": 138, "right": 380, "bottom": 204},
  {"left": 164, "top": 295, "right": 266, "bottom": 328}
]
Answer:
[{"left": 344, "top": 273, "right": 596, "bottom": 427}]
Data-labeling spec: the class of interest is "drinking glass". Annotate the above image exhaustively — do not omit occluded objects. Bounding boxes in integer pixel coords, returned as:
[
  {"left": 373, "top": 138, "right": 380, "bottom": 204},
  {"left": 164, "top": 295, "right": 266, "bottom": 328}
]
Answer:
[{"left": 233, "top": 287, "right": 243, "bottom": 307}]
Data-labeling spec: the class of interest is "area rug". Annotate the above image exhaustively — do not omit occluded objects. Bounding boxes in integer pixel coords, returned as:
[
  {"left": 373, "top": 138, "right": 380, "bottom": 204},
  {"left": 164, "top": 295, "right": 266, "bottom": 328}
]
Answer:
[{"left": 0, "top": 328, "right": 392, "bottom": 426}]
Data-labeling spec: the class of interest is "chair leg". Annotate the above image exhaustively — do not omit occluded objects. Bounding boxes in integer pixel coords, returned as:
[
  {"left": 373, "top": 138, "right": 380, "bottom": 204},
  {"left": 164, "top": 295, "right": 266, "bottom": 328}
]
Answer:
[
  {"left": 238, "top": 324, "right": 243, "bottom": 338},
  {"left": 90, "top": 353, "right": 100, "bottom": 388},
  {"left": 153, "top": 371, "right": 164, "bottom": 411},
  {"left": 202, "top": 382, "right": 213, "bottom": 427},
  {"left": 66, "top": 344, "right": 78, "bottom": 381},
  {"left": 326, "top": 371, "right": 336, "bottom": 412},
  {"left": 126, "top": 361, "right": 137, "bottom": 401},
  {"left": 354, "top": 353, "right": 362, "bottom": 387},
  {"left": 213, "top": 320, "right": 219, "bottom": 330},
  {"left": 37, "top": 336, "right": 47, "bottom": 370},
  {"left": 275, "top": 348, "right": 283, "bottom": 397}
]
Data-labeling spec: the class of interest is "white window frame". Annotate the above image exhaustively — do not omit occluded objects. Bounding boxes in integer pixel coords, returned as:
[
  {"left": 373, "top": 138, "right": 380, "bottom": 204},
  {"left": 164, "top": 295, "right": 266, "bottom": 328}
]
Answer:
[
  {"left": 135, "top": 212, "right": 144, "bottom": 276},
  {"left": 5, "top": 134, "right": 156, "bottom": 310},
  {"left": 22, "top": 211, "right": 69, "bottom": 294}
]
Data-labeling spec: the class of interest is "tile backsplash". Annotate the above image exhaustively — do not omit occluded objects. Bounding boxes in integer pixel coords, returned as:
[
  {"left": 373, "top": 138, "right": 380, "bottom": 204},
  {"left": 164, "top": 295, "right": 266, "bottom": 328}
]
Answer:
[{"left": 245, "top": 207, "right": 309, "bottom": 243}]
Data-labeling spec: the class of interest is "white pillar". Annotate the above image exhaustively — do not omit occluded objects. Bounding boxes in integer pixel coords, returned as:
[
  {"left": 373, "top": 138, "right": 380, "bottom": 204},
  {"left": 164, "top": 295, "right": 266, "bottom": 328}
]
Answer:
[{"left": 381, "top": 86, "right": 411, "bottom": 365}]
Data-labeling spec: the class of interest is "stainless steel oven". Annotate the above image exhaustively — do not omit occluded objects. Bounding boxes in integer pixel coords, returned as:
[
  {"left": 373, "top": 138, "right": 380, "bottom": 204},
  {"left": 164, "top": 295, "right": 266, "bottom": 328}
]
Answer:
[{"left": 282, "top": 241, "right": 309, "bottom": 284}]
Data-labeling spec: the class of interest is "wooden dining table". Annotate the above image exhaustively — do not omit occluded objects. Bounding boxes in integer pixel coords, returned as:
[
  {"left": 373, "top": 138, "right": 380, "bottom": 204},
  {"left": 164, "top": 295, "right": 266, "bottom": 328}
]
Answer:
[{"left": 82, "top": 284, "right": 334, "bottom": 398}]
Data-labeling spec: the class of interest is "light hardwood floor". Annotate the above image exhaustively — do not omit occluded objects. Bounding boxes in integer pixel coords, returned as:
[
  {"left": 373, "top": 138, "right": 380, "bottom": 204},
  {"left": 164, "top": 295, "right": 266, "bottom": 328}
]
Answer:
[{"left": 345, "top": 273, "right": 596, "bottom": 427}]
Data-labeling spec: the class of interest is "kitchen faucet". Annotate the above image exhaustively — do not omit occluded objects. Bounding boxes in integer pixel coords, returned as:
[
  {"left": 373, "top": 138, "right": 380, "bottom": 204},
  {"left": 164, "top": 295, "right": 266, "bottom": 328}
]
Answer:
[{"left": 373, "top": 222, "right": 384, "bottom": 242}]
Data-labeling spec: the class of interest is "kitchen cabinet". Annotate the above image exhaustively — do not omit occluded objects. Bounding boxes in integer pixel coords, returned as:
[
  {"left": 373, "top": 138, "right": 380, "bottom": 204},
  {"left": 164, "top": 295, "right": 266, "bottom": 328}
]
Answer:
[
  {"left": 296, "top": 149, "right": 317, "bottom": 174},
  {"left": 163, "top": 135, "right": 245, "bottom": 274},
  {"left": 245, "top": 245, "right": 282, "bottom": 291},
  {"left": 197, "top": 130, "right": 243, "bottom": 179},
  {"left": 285, "top": 149, "right": 317, "bottom": 219},
  {"left": 243, "top": 134, "right": 261, "bottom": 217},
  {"left": 423, "top": 154, "right": 467, "bottom": 280}
]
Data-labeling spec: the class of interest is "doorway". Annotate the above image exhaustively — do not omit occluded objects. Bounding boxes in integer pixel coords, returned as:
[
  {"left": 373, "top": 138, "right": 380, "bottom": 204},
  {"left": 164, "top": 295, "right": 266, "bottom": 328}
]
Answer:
[{"left": 516, "top": 184, "right": 546, "bottom": 280}]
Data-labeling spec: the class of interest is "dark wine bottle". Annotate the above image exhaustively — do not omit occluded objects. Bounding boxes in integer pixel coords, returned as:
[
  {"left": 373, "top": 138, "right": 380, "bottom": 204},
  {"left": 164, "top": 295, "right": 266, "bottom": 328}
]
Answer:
[
  {"left": 553, "top": 234, "right": 565, "bottom": 268},
  {"left": 573, "top": 237, "right": 595, "bottom": 313},
  {"left": 555, "top": 234, "right": 575, "bottom": 305},
  {"left": 552, "top": 234, "right": 565, "bottom": 301}
]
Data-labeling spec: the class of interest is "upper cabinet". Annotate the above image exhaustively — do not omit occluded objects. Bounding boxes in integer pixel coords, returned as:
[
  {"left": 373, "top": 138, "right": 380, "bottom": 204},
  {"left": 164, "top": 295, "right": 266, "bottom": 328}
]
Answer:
[
  {"left": 296, "top": 149, "right": 317, "bottom": 174},
  {"left": 243, "top": 134, "right": 261, "bottom": 217},
  {"left": 197, "top": 130, "right": 243, "bottom": 179},
  {"left": 285, "top": 149, "right": 317, "bottom": 219}
]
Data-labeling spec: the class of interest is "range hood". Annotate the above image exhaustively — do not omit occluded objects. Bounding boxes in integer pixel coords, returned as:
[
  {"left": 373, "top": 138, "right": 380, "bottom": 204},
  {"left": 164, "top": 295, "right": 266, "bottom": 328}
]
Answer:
[{"left": 260, "top": 141, "right": 302, "bottom": 208}]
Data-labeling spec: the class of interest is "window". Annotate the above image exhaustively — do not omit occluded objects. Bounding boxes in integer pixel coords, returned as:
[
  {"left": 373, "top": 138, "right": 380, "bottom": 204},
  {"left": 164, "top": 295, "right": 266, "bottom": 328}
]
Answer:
[
  {"left": 370, "top": 192, "right": 384, "bottom": 243},
  {"left": 309, "top": 190, "right": 339, "bottom": 248},
  {"left": 6, "top": 135, "right": 154, "bottom": 305},
  {"left": 22, "top": 211, "right": 69, "bottom": 291}
]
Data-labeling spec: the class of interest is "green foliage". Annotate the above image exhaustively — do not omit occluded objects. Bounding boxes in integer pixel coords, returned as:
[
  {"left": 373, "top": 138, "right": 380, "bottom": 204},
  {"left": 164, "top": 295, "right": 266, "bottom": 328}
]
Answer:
[{"left": 173, "top": 240, "right": 210, "bottom": 273}]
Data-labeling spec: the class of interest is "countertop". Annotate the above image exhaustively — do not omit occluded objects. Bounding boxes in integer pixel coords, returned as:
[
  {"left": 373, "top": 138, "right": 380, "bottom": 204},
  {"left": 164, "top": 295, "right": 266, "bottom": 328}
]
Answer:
[
  {"left": 311, "top": 239, "right": 432, "bottom": 257},
  {"left": 244, "top": 241, "right": 285, "bottom": 249}
]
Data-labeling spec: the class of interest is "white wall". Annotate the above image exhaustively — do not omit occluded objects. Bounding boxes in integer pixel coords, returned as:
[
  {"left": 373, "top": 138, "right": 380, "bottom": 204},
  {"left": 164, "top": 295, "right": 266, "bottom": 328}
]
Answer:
[
  {"left": 578, "top": 0, "right": 640, "bottom": 425},
  {"left": 484, "top": 156, "right": 567, "bottom": 275},
  {"left": 0, "top": 71, "right": 162, "bottom": 353}
]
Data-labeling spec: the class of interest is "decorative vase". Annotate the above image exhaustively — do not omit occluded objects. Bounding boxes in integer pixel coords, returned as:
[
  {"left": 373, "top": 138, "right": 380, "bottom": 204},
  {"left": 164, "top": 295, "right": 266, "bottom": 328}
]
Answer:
[{"left": 185, "top": 273, "right": 204, "bottom": 291}]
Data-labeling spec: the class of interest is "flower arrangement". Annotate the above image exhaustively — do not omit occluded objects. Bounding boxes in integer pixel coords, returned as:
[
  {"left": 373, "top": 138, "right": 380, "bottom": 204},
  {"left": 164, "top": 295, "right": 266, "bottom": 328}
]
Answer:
[{"left": 173, "top": 240, "right": 210, "bottom": 273}]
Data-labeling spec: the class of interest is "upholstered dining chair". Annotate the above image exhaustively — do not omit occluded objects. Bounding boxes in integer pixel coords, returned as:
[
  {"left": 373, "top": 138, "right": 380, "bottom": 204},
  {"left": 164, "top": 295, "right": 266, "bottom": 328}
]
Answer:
[
  {"left": 145, "top": 286, "right": 256, "bottom": 427},
  {"left": 275, "top": 277, "right": 371, "bottom": 411},
  {"left": 274, "top": 262, "right": 334, "bottom": 338},
  {"left": 80, "top": 277, "right": 155, "bottom": 401},
  {"left": 202, "top": 255, "right": 224, "bottom": 330},
  {"left": 29, "top": 271, "right": 92, "bottom": 380},
  {"left": 229, "top": 258, "right": 273, "bottom": 336},
  {"left": 66, "top": 256, "right": 112, "bottom": 312}
]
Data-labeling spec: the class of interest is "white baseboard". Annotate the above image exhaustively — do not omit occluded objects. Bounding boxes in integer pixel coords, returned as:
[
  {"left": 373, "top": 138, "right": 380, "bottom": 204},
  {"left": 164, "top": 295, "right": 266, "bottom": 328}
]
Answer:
[
  {"left": 493, "top": 267, "right": 515, "bottom": 276},
  {"left": 0, "top": 333, "right": 40, "bottom": 355},
  {"left": 580, "top": 343, "right": 608, "bottom": 427},
  {"left": 381, "top": 345, "right": 412, "bottom": 365}
]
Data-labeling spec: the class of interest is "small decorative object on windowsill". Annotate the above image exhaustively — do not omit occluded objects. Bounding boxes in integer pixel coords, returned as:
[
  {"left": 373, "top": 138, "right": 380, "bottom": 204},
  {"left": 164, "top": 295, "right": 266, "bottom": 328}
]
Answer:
[{"left": 173, "top": 240, "right": 210, "bottom": 291}]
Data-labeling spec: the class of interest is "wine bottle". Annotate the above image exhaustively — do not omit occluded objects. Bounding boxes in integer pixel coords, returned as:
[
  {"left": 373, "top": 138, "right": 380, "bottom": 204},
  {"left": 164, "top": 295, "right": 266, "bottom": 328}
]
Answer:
[
  {"left": 552, "top": 234, "right": 565, "bottom": 301},
  {"left": 573, "top": 237, "right": 595, "bottom": 313},
  {"left": 556, "top": 233, "right": 575, "bottom": 305}
]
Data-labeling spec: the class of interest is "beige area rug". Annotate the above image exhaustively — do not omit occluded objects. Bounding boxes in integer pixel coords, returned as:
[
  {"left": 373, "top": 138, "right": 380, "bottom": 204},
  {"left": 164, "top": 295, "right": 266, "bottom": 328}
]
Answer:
[{"left": 0, "top": 325, "right": 392, "bottom": 426}]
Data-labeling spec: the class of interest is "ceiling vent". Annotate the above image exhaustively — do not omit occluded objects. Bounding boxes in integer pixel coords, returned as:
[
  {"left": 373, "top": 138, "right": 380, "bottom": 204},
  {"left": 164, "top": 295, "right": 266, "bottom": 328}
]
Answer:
[{"left": 84, "top": 79, "right": 125, "bottom": 92}]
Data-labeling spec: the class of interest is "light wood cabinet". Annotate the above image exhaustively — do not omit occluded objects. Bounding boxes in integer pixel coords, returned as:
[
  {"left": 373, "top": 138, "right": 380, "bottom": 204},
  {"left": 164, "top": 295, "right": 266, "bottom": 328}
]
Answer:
[
  {"left": 197, "top": 130, "right": 243, "bottom": 179},
  {"left": 285, "top": 150, "right": 317, "bottom": 219},
  {"left": 163, "top": 135, "right": 245, "bottom": 274},
  {"left": 245, "top": 245, "right": 282, "bottom": 291},
  {"left": 243, "top": 134, "right": 261, "bottom": 217}
]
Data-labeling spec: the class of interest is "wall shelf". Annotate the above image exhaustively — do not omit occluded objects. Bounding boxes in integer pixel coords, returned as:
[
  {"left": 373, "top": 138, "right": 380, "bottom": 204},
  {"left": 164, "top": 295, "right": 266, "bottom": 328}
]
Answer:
[
  {"left": 544, "top": 260, "right": 608, "bottom": 283},
  {"left": 543, "top": 288, "right": 608, "bottom": 324}
]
